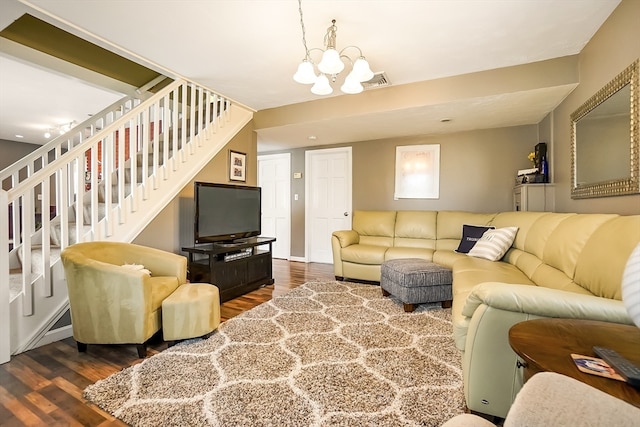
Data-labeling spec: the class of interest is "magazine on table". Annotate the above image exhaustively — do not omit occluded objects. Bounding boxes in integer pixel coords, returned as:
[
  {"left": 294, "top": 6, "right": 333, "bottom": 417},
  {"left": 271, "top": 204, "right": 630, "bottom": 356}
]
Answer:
[{"left": 571, "top": 354, "right": 625, "bottom": 381}]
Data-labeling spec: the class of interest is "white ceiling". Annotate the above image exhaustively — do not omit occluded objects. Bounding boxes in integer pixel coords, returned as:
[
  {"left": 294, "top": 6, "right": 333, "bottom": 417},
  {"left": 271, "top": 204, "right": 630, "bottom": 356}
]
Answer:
[{"left": 0, "top": 0, "right": 621, "bottom": 151}]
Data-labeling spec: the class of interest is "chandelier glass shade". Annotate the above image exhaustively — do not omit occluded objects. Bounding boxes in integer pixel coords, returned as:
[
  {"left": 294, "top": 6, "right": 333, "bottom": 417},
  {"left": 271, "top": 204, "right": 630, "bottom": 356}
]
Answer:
[{"left": 294, "top": 1, "right": 373, "bottom": 95}]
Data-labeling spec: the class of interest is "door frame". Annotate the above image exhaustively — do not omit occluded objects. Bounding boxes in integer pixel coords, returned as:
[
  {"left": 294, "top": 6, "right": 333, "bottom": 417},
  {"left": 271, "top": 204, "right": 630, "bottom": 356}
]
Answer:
[{"left": 304, "top": 146, "right": 353, "bottom": 263}]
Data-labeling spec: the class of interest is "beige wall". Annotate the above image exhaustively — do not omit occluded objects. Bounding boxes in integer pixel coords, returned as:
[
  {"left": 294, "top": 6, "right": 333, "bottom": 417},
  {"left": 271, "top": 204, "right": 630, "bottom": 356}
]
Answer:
[
  {"left": 133, "top": 122, "right": 257, "bottom": 253},
  {"left": 278, "top": 125, "right": 537, "bottom": 258},
  {"left": 551, "top": 0, "right": 640, "bottom": 214},
  {"left": 352, "top": 126, "right": 537, "bottom": 212}
]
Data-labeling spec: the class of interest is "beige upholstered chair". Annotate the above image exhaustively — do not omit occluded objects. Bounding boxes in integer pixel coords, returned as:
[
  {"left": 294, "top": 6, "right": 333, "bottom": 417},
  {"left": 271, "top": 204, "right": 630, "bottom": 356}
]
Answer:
[
  {"left": 61, "top": 241, "right": 187, "bottom": 357},
  {"left": 442, "top": 372, "right": 640, "bottom": 427}
]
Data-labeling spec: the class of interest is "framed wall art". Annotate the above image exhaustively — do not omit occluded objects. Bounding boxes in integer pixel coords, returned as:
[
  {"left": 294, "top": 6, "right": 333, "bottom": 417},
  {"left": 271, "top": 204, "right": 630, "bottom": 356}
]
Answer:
[
  {"left": 229, "top": 150, "right": 246, "bottom": 182},
  {"left": 394, "top": 144, "right": 440, "bottom": 199}
]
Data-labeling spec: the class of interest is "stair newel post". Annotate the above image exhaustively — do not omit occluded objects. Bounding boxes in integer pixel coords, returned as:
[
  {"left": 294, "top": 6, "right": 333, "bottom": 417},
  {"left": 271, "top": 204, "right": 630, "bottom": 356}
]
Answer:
[
  {"left": 40, "top": 178, "right": 52, "bottom": 297},
  {"left": 141, "top": 107, "right": 150, "bottom": 201},
  {"left": 0, "top": 189, "right": 9, "bottom": 364},
  {"left": 117, "top": 123, "right": 126, "bottom": 226},
  {"left": 21, "top": 191, "right": 34, "bottom": 317}
]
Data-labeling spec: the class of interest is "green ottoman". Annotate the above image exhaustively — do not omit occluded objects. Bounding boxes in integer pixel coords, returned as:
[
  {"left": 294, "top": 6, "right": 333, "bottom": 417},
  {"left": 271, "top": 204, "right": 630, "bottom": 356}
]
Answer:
[{"left": 381, "top": 258, "right": 453, "bottom": 312}]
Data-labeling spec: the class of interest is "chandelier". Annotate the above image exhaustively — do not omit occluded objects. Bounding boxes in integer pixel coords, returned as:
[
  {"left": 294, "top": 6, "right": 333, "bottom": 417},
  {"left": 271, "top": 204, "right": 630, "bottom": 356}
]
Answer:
[
  {"left": 293, "top": 0, "right": 374, "bottom": 95},
  {"left": 44, "top": 121, "right": 76, "bottom": 138}
]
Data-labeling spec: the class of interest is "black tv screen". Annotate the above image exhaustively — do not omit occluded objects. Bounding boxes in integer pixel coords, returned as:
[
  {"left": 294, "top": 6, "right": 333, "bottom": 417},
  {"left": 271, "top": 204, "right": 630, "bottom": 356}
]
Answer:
[{"left": 194, "top": 182, "right": 261, "bottom": 244}]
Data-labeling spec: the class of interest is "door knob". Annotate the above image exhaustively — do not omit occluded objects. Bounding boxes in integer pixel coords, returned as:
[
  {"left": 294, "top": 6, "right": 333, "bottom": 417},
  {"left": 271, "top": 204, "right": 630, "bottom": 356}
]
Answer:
[{"left": 344, "top": 212, "right": 349, "bottom": 216}]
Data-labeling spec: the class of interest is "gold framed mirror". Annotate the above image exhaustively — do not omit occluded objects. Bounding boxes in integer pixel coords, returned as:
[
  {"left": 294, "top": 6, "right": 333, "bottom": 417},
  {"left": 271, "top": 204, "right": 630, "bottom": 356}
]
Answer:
[{"left": 570, "top": 59, "right": 639, "bottom": 199}]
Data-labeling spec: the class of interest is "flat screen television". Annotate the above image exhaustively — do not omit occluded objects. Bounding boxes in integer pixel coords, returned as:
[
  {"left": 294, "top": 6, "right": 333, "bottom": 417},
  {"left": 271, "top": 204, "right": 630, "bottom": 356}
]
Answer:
[{"left": 194, "top": 182, "right": 261, "bottom": 244}]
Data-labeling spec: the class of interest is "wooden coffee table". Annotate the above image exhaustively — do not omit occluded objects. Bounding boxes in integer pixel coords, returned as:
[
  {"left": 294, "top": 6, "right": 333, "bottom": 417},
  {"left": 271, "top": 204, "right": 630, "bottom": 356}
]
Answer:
[{"left": 509, "top": 318, "right": 640, "bottom": 407}]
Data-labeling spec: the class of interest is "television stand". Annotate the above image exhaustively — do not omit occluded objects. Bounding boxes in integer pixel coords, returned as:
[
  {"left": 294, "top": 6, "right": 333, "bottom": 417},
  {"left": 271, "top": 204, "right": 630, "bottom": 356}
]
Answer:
[{"left": 182, "top": 237, "right": 276, "bottom": 302}]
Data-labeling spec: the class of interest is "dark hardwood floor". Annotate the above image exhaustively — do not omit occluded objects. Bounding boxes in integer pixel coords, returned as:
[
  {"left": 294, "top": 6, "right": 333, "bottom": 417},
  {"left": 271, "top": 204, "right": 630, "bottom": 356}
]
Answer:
[{"left": 0, "top": 259, "right": 336, "bottom": 426}]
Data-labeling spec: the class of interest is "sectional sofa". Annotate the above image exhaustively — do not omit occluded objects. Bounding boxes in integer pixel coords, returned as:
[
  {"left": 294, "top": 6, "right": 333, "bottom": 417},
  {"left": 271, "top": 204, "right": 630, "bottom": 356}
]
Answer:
[{"left": 331, "top": 210, "right": 640, "bottom": 418}]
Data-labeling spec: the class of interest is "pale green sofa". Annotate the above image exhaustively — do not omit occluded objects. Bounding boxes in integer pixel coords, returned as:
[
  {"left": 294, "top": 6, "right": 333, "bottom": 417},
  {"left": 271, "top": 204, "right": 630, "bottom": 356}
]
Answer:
[{"left": 331, "top": 210, "right": 640, "bottom": 418}]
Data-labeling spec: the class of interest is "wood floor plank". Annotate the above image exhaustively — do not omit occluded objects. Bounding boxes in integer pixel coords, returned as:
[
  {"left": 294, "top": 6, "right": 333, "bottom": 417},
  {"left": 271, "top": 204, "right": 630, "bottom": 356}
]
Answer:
[
  {"left": 0, "top": 386, "right": 47, "bottom": 426},
  {"left": 12, "top": 352, "right": 52, "bottom": 378},
  {"left": 1, "top": 260, "right": 335, "bottom": 425},
  {"left": 24, "top": 390, "right": 57, "bottom": 415},
  {"left": 38, "top": 382, "right": 107, "bottom": 427},
  {"left": 3, "top": 357, "right": 52, "bottom": 391}
]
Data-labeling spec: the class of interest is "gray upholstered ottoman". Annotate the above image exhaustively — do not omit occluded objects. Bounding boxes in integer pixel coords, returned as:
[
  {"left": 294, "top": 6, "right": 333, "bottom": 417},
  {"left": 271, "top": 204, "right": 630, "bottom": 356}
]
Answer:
[{"left": 380, "top": 258, "right": 453, "bottom": 312}]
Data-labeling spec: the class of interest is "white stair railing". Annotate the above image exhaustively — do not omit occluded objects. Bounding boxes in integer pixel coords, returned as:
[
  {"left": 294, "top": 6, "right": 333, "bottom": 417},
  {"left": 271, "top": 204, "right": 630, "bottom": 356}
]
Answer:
[{"left": 1, "top": 78, "right": 254, "bottom": 362}]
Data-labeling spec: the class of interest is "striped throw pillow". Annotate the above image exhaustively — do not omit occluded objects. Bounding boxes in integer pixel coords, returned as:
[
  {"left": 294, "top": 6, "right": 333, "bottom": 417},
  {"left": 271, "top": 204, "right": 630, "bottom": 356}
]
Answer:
[{"left": 467, "top": 227, "right": 519, "bottom": 261}]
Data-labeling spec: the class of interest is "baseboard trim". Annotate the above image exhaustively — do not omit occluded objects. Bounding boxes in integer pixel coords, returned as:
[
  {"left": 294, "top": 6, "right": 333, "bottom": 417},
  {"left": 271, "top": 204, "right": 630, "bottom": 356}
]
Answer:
[
  {"left": 289, "top": 256, "right": 308, "bottom": 263},
  {"left": 34, "top": 325, "right": 73, "bottom": 349}
]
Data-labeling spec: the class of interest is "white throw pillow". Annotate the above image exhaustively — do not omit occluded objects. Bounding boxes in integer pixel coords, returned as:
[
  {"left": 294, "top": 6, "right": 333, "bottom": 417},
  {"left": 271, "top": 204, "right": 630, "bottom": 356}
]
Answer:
[
  {"left": 467, "top": 226, "right": 519, "bottom": 261},
  {"left": 122, "top": 263, "right": 152, "bottom": 275}
]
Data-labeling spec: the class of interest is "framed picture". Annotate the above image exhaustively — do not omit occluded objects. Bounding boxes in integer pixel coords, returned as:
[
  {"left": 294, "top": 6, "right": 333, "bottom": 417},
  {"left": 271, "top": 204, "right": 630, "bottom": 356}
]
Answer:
[
  {"left": 229, "top": 150, "right": 247, "bottom": 182},
  {"left": 394, "top": 144, "right": 440, "bottom": 199}
]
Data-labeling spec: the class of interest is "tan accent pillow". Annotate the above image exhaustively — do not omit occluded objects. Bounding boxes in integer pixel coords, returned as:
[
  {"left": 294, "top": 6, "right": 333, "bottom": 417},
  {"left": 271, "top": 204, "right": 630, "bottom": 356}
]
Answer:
[{"left": 468, "top": 227, "right": 519, "bottom": 261}]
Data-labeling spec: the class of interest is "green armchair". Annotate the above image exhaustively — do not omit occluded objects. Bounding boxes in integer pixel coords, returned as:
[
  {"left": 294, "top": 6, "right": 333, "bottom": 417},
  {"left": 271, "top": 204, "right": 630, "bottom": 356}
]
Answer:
[{"left": 61, "top": 241, "right": 187, "bottom": 357}]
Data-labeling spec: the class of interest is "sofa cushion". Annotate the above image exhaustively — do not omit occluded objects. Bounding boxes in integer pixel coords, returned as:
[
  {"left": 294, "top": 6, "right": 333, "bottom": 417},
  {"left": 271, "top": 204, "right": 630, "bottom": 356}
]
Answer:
[
  {"left": 352, "top": 210, "right": 397, "bottom": 237},
  {"left": 385, "top": 247, "right": 434, "bottom": 261},
  {"left": 468, "top": 227, "right": 518, "bottom": 261},
  {"left": 341, "top": 244, "right": 388, "bottom": 265},
  {"left": 544, "top": 214, "right": 618, "bottom": 280},
  {"left": 394, "top": 211, "right": 438, "bottom": 249},
  {"left": 574, "top": 215, "right": 640, "bottom": 300},
  {"left": 432, "top": 250, "right": 468, "bottom": 269},
  {"left": 453, "top": 256, "right": 533, "bottom": 296},
  {"left": 455, "top": 224, "right": 495, "bottom": 253}
]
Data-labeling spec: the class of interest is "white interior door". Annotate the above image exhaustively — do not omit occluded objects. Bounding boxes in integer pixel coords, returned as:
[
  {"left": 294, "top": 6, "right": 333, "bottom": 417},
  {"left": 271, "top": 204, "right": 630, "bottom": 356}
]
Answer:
[
  {"left": 258, "top": 153, "right": 291, "bottom": 260},
  {"left": 305, "top": 147, "right": 352, "bottom": 264}
]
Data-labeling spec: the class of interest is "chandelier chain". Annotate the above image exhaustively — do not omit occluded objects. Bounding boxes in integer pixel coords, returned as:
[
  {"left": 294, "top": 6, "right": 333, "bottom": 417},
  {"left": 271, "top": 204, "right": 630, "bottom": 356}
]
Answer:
[{"left": 297, "top": 0, "right": 310, "bottom": 59}]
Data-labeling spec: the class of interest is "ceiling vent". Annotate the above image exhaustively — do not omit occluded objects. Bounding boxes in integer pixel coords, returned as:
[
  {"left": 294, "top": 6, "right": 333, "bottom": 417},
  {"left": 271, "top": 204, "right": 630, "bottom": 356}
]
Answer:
[{"left": 362, "top": 72, "right": 390, "bottom": 90}]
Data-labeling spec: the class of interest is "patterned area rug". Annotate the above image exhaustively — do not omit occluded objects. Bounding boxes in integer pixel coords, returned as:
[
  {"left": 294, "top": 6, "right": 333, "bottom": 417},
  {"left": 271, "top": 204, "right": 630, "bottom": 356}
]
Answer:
[{"left": 84, "top": 281, "right": 465, "bottom": 426}]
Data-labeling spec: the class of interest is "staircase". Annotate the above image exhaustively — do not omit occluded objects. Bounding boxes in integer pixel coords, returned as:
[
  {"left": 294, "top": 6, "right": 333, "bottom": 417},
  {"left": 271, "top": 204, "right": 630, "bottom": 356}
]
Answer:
[{"left": 0, "top": 78, "right": 254, "bottom": 364}]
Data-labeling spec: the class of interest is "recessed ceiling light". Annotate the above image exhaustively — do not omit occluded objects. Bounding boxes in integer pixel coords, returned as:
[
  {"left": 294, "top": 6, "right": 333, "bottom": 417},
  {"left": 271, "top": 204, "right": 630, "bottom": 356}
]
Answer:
[
  {"left": 15, "top": 134, "right": 24, "bottom": 138},
  {"left": 308, "top": 135, "right": 317, "bottom": 140}
]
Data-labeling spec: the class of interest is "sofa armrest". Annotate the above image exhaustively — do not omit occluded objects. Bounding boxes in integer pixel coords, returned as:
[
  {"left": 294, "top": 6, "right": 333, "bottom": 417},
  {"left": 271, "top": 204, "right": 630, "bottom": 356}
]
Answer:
[
  {"left": 462, "top": 282, "right": 633, "bottom": 324},
  {"left": 459, "top": 282, "right": 633, "bottom": 418},
  {"left": 332, "top": 230, "right": 360, "bottom": 248},
  {"left": 331, "top": 231, "right": 360, "bottom": 278}
]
